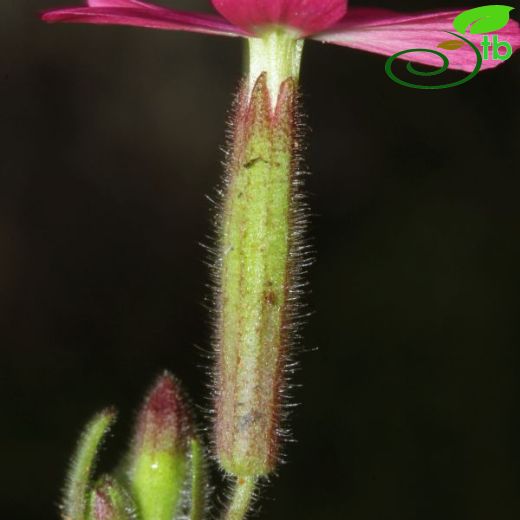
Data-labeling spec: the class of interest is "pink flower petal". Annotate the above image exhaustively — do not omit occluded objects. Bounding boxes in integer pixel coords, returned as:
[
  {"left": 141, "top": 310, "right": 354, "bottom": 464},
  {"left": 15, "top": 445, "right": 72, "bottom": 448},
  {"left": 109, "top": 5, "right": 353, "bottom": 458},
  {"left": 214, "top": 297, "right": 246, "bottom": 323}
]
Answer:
[
  {"left": 87, "top": 0, "right": 159, "bottom": 6},
  {"left": 211, "top": 0, "right": 347, "bottom": 37},
  {"left": 313, "top": 8, "right": 520, "bottom": 71},
  {"left": 42, "top": 1, "right": 247, "bottom": 37}
]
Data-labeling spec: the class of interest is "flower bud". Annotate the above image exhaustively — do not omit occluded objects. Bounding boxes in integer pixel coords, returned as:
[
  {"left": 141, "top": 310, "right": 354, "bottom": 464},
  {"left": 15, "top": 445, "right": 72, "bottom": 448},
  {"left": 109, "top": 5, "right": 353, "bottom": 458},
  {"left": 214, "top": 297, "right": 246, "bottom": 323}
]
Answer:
[
  {"left": 128, "top": 372, "right": 193, "bottom": 520},
  {"left": 89, "top": 476, "right": 135, "bottom": 520}
]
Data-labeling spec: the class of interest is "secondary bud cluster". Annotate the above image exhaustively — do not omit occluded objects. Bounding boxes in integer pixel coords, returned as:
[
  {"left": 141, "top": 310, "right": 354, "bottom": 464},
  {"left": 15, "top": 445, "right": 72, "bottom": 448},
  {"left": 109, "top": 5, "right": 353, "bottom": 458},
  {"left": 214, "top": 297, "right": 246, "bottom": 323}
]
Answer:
[{"left": 62, "top": 373, "right": 206, "bottom": 520}]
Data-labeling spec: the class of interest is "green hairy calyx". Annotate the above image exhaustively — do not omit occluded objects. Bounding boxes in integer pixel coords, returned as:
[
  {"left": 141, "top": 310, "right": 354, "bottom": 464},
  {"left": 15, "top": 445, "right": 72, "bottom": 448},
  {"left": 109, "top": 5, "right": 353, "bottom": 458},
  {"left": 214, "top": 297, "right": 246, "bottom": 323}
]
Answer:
[{"left": 215, "top": 30, "right": 307, "bottom": 479}]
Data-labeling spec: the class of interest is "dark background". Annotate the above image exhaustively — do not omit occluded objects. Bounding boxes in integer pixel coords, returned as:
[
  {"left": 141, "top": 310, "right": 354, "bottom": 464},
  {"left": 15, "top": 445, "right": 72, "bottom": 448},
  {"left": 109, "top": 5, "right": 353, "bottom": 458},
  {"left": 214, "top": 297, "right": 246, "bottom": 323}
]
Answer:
[{"left": 2, "top": 0, "right": 520, "bottom": 518}]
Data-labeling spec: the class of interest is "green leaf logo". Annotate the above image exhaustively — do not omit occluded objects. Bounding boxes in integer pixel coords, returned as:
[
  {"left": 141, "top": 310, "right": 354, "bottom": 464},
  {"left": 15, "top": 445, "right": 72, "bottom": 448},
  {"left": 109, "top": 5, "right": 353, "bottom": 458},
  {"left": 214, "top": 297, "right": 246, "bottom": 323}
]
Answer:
[{"left": 453, "top": 5, "right": 514, "bottom": 34}]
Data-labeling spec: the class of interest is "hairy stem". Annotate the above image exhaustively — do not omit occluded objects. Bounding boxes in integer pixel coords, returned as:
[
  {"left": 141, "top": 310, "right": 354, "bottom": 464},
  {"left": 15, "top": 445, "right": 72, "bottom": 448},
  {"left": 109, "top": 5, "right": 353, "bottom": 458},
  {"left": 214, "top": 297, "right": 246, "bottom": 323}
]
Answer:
[{"left": 223, "top": 477, "right": 257, "bottom": 520}]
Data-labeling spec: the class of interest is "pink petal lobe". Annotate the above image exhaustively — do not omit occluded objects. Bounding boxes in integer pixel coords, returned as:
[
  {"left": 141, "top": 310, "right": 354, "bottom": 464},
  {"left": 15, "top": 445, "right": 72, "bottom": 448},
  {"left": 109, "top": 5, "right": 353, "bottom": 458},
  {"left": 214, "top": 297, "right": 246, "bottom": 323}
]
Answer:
[
  {"left": 211, "top": 0, "right": 347, "bottom": 37},
  {"left": 313, "top": 8, "right": 520, "bottom": 72},
  {"left": 42, "top": 1, "right": 246, "bottom": 37}
]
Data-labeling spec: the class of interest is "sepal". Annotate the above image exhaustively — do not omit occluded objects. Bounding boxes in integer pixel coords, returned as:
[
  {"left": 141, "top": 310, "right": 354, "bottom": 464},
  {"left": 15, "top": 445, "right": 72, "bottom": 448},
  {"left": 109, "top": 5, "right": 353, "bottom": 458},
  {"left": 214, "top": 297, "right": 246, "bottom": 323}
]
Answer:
[{"left": 63, "top": 408, "right": 117, "bottom": 520}]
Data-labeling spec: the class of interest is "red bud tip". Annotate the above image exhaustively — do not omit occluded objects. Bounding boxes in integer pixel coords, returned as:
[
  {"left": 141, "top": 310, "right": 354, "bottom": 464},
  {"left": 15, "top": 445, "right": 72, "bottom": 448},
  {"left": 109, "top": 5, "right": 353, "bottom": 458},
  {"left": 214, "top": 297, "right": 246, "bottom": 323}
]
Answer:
[
  {"left": 134, "top": 372, "right": 193, "bottom": 453},
  {"left": 92, "top": 488, "right": 112, "bottom": 520}
]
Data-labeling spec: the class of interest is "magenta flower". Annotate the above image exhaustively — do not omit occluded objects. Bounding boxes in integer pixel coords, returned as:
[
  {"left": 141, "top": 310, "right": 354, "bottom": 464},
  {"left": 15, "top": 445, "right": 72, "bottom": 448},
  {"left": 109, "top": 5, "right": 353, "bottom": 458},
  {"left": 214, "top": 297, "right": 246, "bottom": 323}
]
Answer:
[{"left": 43, "top": 0, "right": 519, "bottom": 73}]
